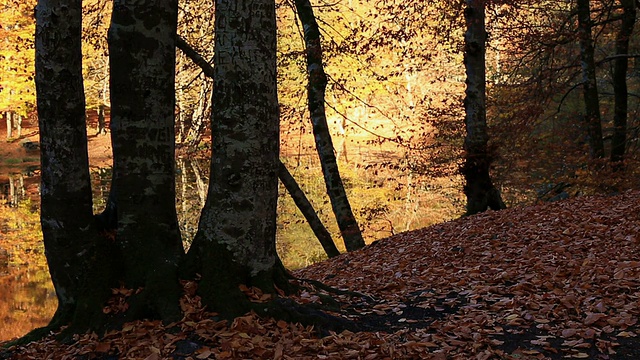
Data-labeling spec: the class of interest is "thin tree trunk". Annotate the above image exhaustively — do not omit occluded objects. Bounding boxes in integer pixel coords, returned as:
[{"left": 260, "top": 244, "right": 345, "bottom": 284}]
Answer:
[
  {"left": 577, "top": 0, "right": 605, "bottom": 159},
  {"left": 294, "top": 0, "right": 365, "bottom": 251},
  {"left": 108, "top": 0, "right": 183, "bottom": 322},
  {"left": 462, "top": 0, "right": 506, "bottom": 216},
  {"left": 186, "top": 77, "right": 211, "bottom": 149},
  {"left": 6, "top": 111, "right": 12, "bottom": 139},
  {"left": 96, "top": 104, "right": 107, "bottom": 135},
  {"left": 15, "top": 113, "right": 21, "bottom": 138},
  {"left": 610, "top": 0, "right": 636, "bottom": 166},
  {"left": 176, "top": 88, "right": 186, "bottom": 143},
  {"left": 278, "top": 161, "right": 340, "bottom": 258}
]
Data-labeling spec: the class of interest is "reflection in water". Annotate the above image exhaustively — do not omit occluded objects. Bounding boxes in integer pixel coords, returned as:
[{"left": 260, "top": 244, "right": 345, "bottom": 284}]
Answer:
[
  {"left": 1, "top": 172, "right": 56, "bottom": 341},
  {"left": 0, "top": 159, "right": 211, "bottom": 341},
  {"left": 0, "top": 267, "right": 57, "bottom": 342},
  {"left": 176, "top": 157, "right": 209, "bottom": 247}
]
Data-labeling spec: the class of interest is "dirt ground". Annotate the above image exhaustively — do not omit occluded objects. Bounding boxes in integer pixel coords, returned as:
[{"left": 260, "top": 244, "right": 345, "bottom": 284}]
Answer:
[{"left": 0, "top": 115, "right": 113, "bottom": 179}]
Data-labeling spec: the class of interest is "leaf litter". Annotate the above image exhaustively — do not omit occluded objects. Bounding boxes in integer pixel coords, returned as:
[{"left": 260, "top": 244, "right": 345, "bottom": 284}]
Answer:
[{"left": 2, "top": 190, "right": 640, "bottom": 359}]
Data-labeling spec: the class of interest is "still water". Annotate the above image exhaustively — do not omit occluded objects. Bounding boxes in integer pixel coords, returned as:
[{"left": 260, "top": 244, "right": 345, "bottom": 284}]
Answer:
[{"left": 0, "top": 159, "right": 210, "bottom": 342}]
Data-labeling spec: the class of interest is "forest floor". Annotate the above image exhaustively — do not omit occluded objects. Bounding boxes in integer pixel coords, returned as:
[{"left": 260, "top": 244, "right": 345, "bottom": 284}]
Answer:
[
  {"left": 2, "top": 190, "right": 640, "bottom": 359},
  {"left": 0, "top": 119, "right": 114, "bottom": 181}
]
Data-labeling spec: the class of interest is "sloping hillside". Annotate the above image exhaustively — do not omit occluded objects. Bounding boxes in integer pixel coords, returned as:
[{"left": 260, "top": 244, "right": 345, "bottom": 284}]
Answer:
[
  {"left": 3, "top": 191, "right": 640, "bottom": 359},
  {"left": 295, "top": 190, "right": 640, "bottom": 359}
]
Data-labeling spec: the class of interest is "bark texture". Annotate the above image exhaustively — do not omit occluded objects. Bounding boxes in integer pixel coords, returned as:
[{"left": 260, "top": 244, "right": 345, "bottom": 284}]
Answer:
[
  {"left": 462, "top": 0, "right": 506, "bottom": 216},
  {"left": 184, "top": 0, "right": 289, "bottom": 318},
  {"left": 35, "top": 0, "right": 111, "bottom": 331},
  {"left": 610, "top": 0, "right": 636, "bottom": 166},
  {"left": 108, "top": 0, "right": 183, "bottom": 321},
  {"left": 577, "top": 0, "right": 605, "bottom": 159},
  {"left": 295, "top": 0, "right": 365, "bottom": 251}
]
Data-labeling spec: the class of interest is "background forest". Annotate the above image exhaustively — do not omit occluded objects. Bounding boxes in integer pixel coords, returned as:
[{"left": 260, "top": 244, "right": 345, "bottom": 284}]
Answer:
[{"left": 2, "top": 0, "right": 640, "bottom": 268}]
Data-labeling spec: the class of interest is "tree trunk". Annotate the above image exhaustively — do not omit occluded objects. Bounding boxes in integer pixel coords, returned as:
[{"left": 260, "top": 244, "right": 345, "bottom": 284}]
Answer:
[
  {"left": 294, "top": 0, "right": 365, "bottom": 252},
  {"left": 278, "top": 161, "right": 340, "bottom": 258},
  {"left": 183, "top": 0, "right": 289, "bottom": 318},
  {"left": 176, "top": 87, "right": 186, "bottom": 144},
  {"left": 462, "top": 0, "right": 506, "bottom": 216},
  {"left": 15, "top": 113, "right": 22, "bottom": 138},
  {"left": 6, "top": 111, "right": 12, "bottom": 139},
  {"left": 96, "top": 104, "right": 107, "bottom": 135},
  {"left": 35, "top": 0, "right": 111, "bottom": 332},
  {"left": 577, "top": 0, "right": 605, "bottom": 159},
  {"left": 610, "top": 0, "right": 636, "bottom": 166},
  {"left": 108, "top": 0, "right": 184, "bottom": 322},
  {"left": 186, "top": 76, "right": 211, "bottom": 150}
]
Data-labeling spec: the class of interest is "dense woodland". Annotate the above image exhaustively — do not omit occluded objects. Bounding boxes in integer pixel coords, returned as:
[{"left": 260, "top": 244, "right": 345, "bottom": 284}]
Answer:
[{"left": 1, "top": 0, "right": 640, "bottom": 358}]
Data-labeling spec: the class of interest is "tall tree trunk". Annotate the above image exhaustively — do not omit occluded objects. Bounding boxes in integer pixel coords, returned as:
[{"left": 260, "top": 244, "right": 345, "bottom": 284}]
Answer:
[
  {"left": 294, "top": 0, "right": 365, "bottom": 252},
  {"left": 610, "top": 0, "right": 636, "bottom": 166},
  {"left": 577, "top": 0, "right": 605, "bottom": 159},
  {"left": 35, "top": 0, "right": 110, "bottom": 333},
  {"left": 108, "top": 0, "right": 183, "bottom": 321},
  {"left": 278, "top": 161, "right": 340, "bottom": 258},
  {"left": 462, "top": 0, "right": 506, "bottom": 216},
  {"left": 183, "top": 0, "right": 289, "bottom": 318}
]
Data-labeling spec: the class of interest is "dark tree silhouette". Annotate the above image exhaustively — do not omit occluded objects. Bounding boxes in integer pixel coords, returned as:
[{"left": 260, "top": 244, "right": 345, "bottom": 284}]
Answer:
[{"left": 461, "top": 0, "right": 506, "bottom": 215}]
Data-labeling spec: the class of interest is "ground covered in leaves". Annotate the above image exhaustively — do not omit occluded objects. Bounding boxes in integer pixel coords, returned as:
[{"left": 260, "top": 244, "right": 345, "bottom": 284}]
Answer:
[{"left": 2, "top": 191, "right": 640, "bottom": 359}]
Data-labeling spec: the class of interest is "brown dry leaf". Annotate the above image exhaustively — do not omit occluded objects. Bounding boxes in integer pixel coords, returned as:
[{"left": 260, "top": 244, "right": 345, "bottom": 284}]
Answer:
[{"left": 584, "top": 313, "right": 607, "bottom": 326}]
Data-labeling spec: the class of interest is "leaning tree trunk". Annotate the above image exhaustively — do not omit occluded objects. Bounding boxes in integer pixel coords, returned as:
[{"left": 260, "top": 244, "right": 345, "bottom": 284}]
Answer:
[
  {"left": 577, "top": 0, "right": 605, "bottom": 159},
  {"left": 610, "top": 0, "right": 636, "bottom": 166},
  {"left": 35, "top": 0, "right": 112, "bottom": 335},
  {"left": 183, "top": 0, "right": 290, "bottom": 318},
  {"left": 462, "top": 0, "right": 506, "bottom": 216},
  {"left": 294, "top": 0, "right": 365, "bottom": 251},
  {"left": 108, "top": 0, "right": 184, "bottom": 322},
  {"left": 278, "top": 161, "right": 340, "bottom": 258}
]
